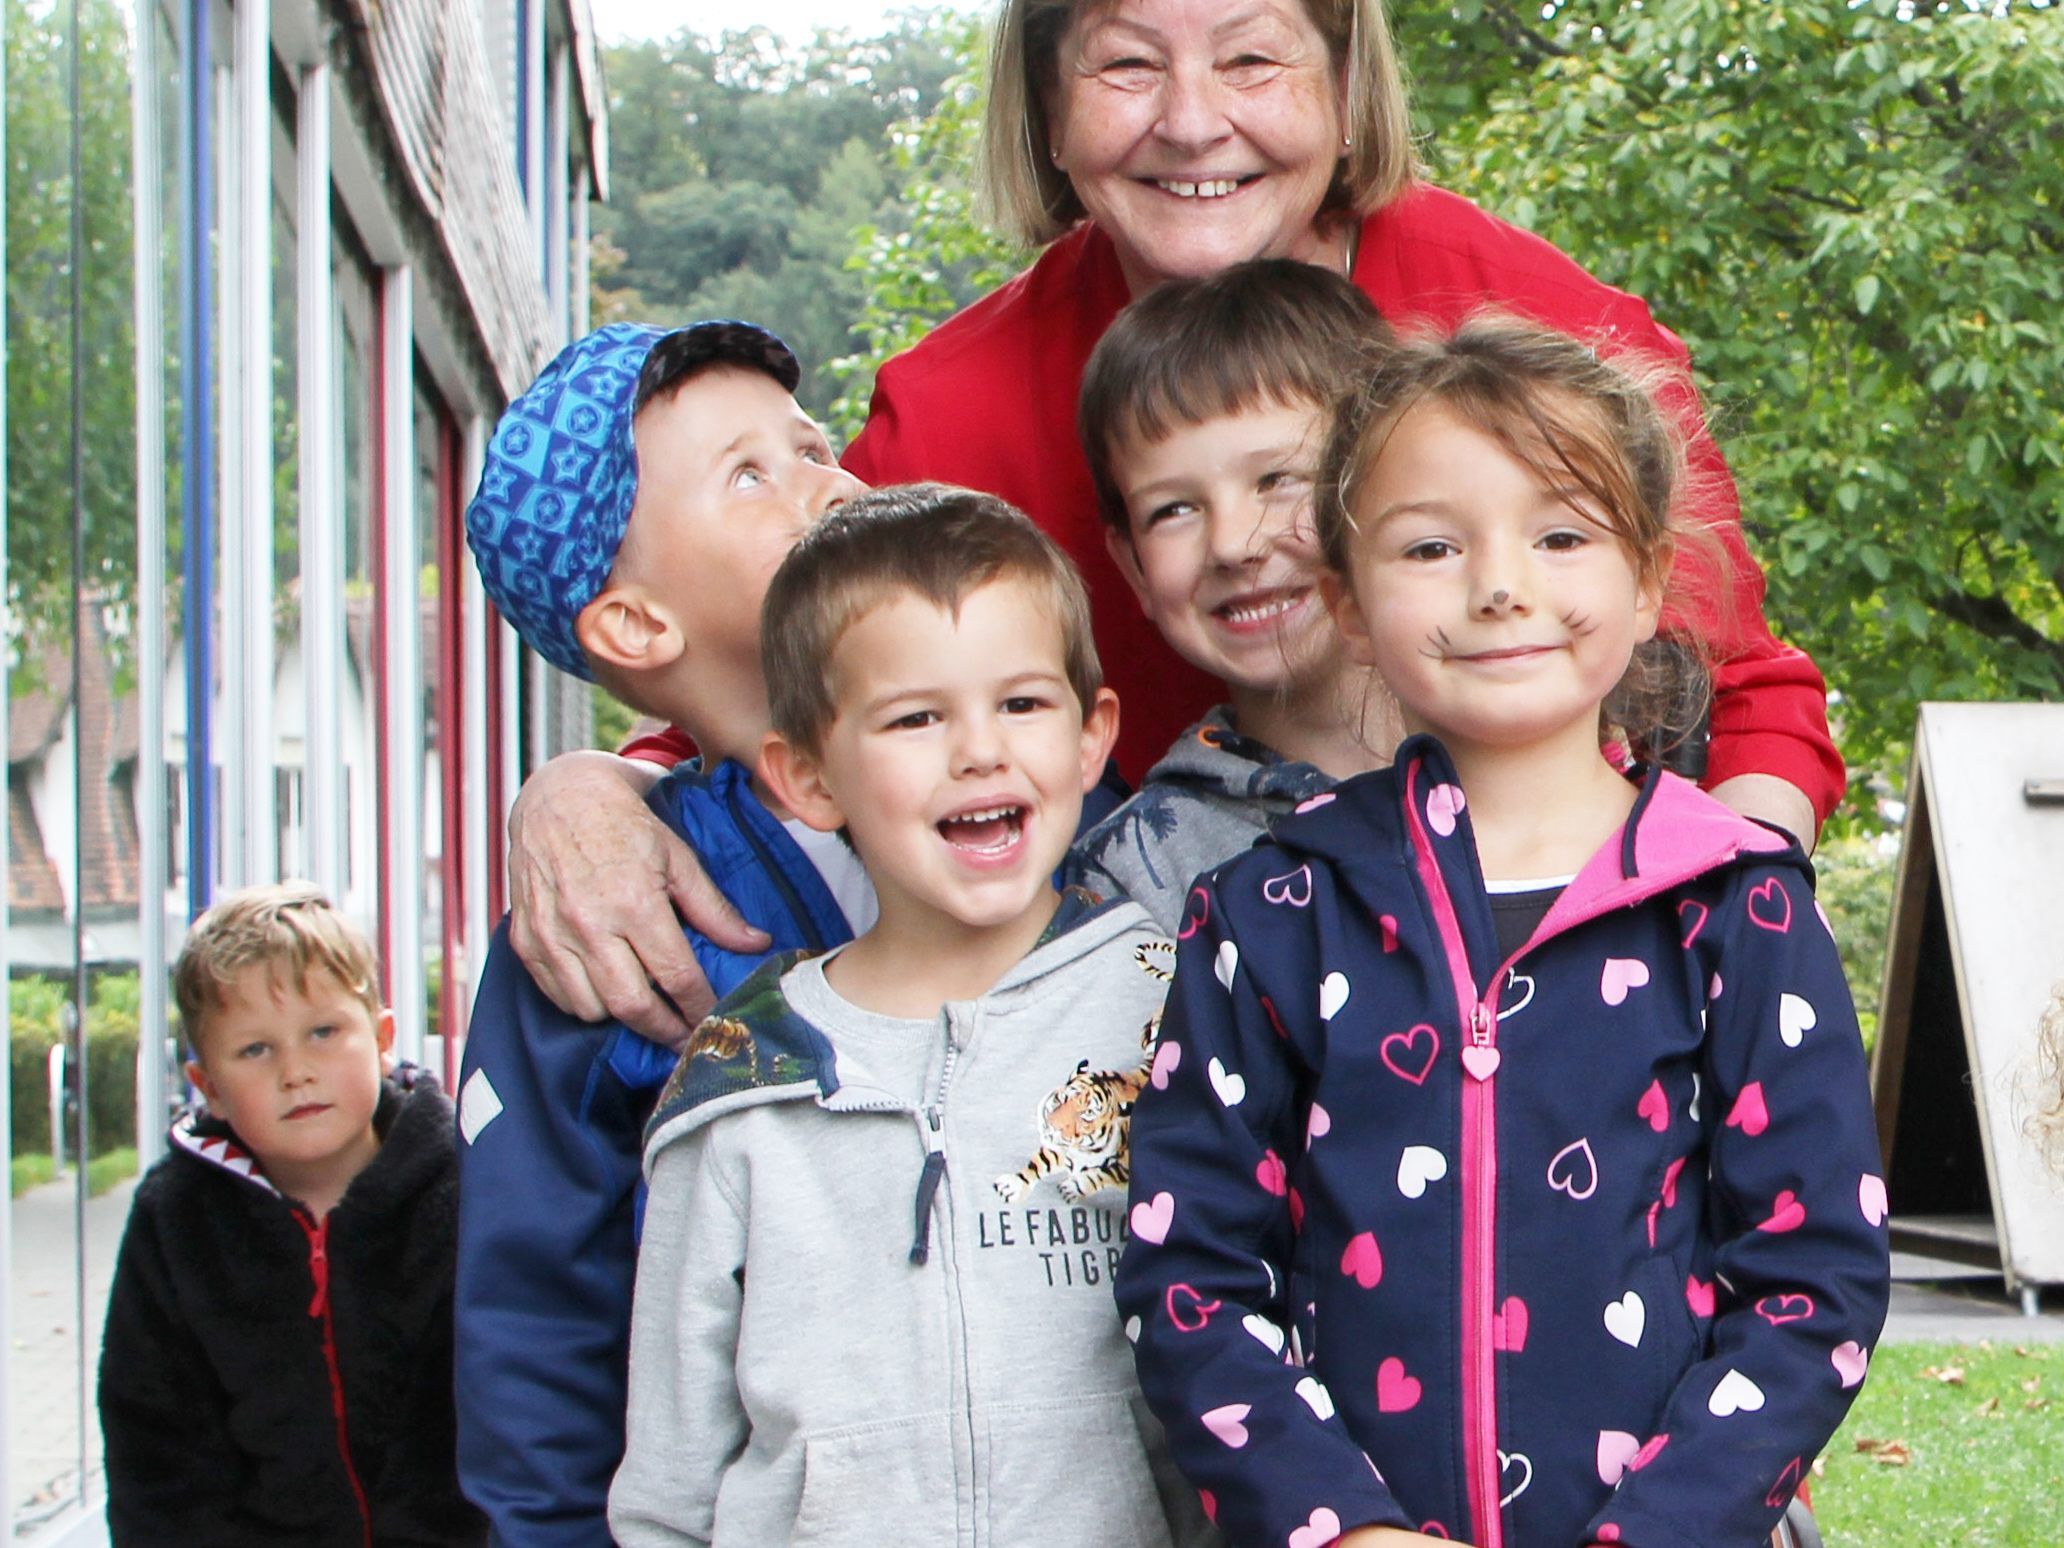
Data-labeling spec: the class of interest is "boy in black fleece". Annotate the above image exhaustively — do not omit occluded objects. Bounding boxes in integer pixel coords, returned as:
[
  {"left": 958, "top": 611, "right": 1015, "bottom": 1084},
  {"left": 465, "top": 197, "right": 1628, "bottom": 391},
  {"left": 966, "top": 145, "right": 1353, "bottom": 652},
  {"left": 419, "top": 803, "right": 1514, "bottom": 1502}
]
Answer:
[{"left": 98, "top": 882, "right": 482, "bottom": 1547}]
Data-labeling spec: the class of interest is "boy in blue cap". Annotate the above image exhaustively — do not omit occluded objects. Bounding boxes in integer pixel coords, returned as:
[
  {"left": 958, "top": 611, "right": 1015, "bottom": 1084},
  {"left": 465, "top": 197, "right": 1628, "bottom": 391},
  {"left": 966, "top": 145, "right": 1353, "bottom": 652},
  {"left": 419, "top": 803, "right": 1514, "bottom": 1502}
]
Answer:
[{"left": 457, "top": 320, "right": 868, "bottom": 1546}]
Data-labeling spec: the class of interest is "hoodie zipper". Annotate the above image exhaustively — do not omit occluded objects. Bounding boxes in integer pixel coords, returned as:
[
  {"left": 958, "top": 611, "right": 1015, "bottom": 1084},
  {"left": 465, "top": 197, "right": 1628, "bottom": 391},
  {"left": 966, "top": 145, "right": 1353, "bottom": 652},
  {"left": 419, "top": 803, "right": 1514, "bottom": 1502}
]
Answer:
[{"left": 293, "top": 1208, "right": 372, "bottom": 1548}]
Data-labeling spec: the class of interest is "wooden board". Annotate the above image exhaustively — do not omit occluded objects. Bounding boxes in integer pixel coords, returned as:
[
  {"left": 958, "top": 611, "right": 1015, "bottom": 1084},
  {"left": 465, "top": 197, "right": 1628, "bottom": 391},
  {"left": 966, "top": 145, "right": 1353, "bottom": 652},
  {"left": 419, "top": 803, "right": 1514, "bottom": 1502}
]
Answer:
[{"left": 1871, "top": 703, "right": 2064, "bottom": 1291}]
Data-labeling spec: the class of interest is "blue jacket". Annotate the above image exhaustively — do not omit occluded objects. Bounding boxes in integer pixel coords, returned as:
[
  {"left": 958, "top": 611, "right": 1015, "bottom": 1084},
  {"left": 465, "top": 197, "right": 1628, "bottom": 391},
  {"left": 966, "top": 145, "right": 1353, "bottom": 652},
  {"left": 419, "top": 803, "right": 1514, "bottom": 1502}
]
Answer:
[
  {"left": 455, "top": 759, "right": 854, "bottom": 1548},
  {"left": 1116, "top": 737, "right": 1889, "bottom": 1548}
]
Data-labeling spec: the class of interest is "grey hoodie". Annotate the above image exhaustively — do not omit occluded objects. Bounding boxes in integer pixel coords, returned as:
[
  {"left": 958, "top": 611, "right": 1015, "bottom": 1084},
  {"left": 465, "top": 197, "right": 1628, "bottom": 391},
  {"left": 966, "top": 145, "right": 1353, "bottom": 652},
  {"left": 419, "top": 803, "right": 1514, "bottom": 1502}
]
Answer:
[
  {"left": 1068, "top": 708, "right": 1336, "bottom": 935},
  {"left": 608, "top": 895, "right": 1215, "bottom": 1548}
]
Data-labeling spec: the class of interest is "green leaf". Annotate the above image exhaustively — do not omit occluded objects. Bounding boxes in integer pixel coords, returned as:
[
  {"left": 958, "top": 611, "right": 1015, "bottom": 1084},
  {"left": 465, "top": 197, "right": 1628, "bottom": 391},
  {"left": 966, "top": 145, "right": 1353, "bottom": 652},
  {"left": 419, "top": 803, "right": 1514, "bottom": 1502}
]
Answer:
[{"left": 1854, "top": 273, "right": 1881, "bottom": 315}]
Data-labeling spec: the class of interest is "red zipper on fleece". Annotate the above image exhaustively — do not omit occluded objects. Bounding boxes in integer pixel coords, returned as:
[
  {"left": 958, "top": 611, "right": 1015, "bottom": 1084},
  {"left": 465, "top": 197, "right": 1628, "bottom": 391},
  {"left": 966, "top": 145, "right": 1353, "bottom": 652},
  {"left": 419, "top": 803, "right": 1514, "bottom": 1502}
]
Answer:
[
  {"left": 1403, "top": 759, "right": 1505, "bottom": 1548},
  {"left": 294, "top": 1209, "right": 373, "bottom": 1548}
]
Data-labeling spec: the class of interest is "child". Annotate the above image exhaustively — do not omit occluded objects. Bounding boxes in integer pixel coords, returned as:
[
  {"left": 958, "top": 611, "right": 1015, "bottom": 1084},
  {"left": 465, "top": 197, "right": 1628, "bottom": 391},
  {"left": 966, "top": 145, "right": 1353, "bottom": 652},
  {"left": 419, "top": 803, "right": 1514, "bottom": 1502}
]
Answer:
[
  {"left": 1116, "top": 317, "right": 1890, "bottom": 1548},
  {"left": 1069, "top": 260, "right": 1401, "bottom": 934},
  {"left": 608, "top": 485, "right": 1210, "bottom": 1547},
  {"left": 98, "top": 882, "right": 480, "bottom": 1546},
  {"left": 457, "top": 319, "right": 869, "bottom": 1543}
]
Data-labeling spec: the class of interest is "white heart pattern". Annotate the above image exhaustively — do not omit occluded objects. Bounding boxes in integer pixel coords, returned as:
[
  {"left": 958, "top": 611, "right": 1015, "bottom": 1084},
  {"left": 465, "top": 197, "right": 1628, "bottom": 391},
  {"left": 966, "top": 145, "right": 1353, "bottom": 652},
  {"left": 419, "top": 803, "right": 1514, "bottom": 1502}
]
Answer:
[
  {"left": 1396, "top": 1144, "right": 1449, "bottom": 1200},
  {"left": 1319, "top": 972, "right": 1350, "bottom": 1021},
  {"left": 1779, "top": 992, "right": 1816, "bottom": 1047},
  {"left": 1207, "top": 1057, "right": 1246, "bottom": 1108},
  {"left": 1603, "top": 1290, "right": 1646, "bottom": 1347},
  {"left": 1123, "top": 1315, "right": 1141, "bottom": 1344},
  {"left": 1214, "top": 940, "right": 1239, "bottom": 991},
  {"left": 1708, "top": 1368, "right": 1766, "bottom": 1417},
  {"left": 1498, "top": 1450, "right": 1533, "bottom": 1505},
  {"left": 1499, "top": 968, "right": 1536, "bottom": 1019},
  {"left": 1295, "top": 1375, "right": 1336, "bottom": 1420},
  {"left": 1243, "top": 1313, "right": 1287, "bottom": 1356},
  {"left": 1306, "top": 1103, "right": 1332, "bottom": 1150}
]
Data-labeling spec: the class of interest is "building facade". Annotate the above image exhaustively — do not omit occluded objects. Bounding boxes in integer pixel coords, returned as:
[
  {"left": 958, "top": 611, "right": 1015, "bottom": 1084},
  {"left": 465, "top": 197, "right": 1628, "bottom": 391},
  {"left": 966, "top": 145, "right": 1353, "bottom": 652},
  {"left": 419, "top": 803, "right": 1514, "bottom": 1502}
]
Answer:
[{"left": 2, "top": 1, "right": 609, "bottom": 1535}]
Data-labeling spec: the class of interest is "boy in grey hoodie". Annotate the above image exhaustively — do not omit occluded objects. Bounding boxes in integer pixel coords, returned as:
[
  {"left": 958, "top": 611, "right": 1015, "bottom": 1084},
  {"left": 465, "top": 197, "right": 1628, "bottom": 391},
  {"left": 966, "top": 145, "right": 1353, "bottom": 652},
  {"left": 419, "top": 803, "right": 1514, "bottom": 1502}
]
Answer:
[
  {"left": 1067, "top": 262, "right": 1400, "bottom": 934},
  {"left": 609, "top": 485, "right": 1211, "bottom": 1548}
]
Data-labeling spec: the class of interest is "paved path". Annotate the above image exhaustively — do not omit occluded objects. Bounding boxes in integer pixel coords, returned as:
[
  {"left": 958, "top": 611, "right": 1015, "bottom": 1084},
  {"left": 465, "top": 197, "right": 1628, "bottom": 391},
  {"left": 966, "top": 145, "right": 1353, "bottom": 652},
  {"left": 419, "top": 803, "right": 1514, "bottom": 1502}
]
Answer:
[
  {"left": 1882, "top": 1250, "right": 2064, "bottom": 1344},
  {"left": 10, "top": 1173, "right": 135, "bottom": 1528}
]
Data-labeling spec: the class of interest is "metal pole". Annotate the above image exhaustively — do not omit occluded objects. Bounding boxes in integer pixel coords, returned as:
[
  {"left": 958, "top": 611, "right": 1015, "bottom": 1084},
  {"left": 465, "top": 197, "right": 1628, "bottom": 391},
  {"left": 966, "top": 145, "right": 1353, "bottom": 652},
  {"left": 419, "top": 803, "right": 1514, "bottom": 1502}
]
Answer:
[
  {"left": 67, "top": 0, "right": 92, "bottom": 1495},
  {"left": 180, "top": 0, "right": 215, "bottom": 917},
  {"left": 299, "top": 58, "right": 342, "bottom": 899}
]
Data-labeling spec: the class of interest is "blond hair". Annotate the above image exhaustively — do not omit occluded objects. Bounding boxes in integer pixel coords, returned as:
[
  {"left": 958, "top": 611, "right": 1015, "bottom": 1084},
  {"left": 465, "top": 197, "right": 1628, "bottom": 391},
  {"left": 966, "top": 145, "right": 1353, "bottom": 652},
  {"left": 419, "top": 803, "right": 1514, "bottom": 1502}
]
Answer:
[
  {"left": 762, "top": 483, "right": 1102, "bottom": 757},
  {"left": 982, "top": 0, "right": 1420, "bottom": 249},
  {"left": 174, "top": 882, "right": 383, "bottom": 1054}
]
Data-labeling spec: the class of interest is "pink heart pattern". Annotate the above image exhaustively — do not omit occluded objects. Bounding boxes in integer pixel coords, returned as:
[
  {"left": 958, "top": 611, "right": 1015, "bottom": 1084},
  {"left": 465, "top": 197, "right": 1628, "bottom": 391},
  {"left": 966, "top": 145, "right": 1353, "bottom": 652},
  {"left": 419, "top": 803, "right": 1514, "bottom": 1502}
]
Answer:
[
  {"left": 1149, "top": 1039, "right": 1182, "bottom": 1091},
  {"left": 1746, "top": 876, "right": 1793, "bottom": 933},
  {"left": 1379, "top": 1024, "right": 1440, "bottom": 1086},
  {"left": 1375, "top": 1356, "right": 1422, "bottom": 1412},
  {"left": 1492, "top": 1295, "right": 1529, "bottom": 1352},
  {"left": 1637, "top": 1079, "right": 1669, "bottom": 1132},
  {"left": 1288, "top": 1508, "right": 1342, "bottom": 1548},
  {"left": 1677, "top": 897, "right": 1708, "bottom": 948},
  {"left": 1546, "top": 1138, "right": 1599, "bottom": 1200},
  {"left": 1254, "top": 1150, "right": 1289, "bottom": 1197},
  {"left": 1178, "top": 886, "right": 1210, "bottom": 940},
  {"left": 1201, "top": 1402, "right": 1251, "bottom": 1448},
  {"left": 1601, "top": 956, "right": 1651, "bottom": 1006},
  {"left": 1754, "top": 1292, "right": 1815, "bottom": 1327},
  {"left": 1130, "top": 1191, "right": 1175, "bottom": 1245},
  {"left": 1378, "top": 913, "right": 1400, "bottom": 953},
  {"left": 1425, "top": 782, "right": 1467, "bottom": 837},
  {"left": 1726, "top": 1082, "right": 1770, "bottom": 1137},
  {"left": 1859, "top": 1172, "right": 1889, "bottom": 1228},
  {"left": 1340, "top": 1231, "right": 1384, "bottom": 1289},
  {"left": 1460, "top": 1045, "right": 1502, "bottom": 1082},
  {"left": 1759, "top": 1189, "right": 1807, "bottom": 1234},
  {"left": 1831, "top": 1340, "right": 1869, "bottom": 1388},
  {"left": 1684, "top": 1275, "right": 1716, "bottom": 1318}
]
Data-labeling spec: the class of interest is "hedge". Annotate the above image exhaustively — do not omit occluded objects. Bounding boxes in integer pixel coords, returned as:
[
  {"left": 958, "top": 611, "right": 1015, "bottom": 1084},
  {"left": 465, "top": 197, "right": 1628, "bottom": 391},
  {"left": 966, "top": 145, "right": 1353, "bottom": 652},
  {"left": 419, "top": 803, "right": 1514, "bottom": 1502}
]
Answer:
[{"left": 9, "top": 972, "right": 144, "bottom": 1159}]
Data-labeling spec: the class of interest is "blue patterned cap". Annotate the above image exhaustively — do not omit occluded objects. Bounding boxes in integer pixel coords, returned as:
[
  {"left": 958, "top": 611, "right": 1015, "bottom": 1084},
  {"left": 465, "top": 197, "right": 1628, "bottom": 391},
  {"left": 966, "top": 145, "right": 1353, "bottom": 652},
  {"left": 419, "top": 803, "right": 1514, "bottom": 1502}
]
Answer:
[{"left": 465, "top": 319, "right": 802, "bottom": 679}]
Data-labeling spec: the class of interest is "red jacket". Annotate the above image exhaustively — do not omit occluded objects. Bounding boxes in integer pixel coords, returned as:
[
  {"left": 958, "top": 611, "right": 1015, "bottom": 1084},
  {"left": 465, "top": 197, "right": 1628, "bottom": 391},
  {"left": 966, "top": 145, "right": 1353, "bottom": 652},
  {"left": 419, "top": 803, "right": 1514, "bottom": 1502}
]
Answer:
[{"left": 840, "top": 185, "right": 1843, "bottom": 819}]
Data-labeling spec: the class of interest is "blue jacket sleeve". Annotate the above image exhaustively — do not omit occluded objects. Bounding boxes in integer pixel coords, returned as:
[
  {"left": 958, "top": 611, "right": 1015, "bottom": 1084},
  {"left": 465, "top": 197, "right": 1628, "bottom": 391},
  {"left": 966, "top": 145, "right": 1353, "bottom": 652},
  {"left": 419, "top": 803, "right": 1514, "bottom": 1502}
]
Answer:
[
  {"left": 1592, "top": 862, "right": 1891, "bottom": 1546},
  {"left": 1115, "top": 873, "right": 1412, "bottom": 1547},
  {"left": 455, "top": 921, "right": 652, "bottom": 1548}
]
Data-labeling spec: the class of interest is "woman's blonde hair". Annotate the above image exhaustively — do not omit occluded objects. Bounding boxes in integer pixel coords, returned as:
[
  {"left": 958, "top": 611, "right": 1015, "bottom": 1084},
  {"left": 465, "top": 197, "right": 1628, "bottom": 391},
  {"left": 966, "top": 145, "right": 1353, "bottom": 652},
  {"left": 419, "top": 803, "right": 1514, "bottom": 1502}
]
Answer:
[{"left": 982, "top": 0, "right": 1419, "bottom": 249}]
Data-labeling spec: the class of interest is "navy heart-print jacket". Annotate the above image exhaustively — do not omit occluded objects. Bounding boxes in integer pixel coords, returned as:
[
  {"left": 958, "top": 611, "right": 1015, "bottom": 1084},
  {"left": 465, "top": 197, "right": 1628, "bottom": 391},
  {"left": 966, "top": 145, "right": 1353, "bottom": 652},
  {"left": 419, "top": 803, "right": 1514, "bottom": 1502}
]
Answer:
[{"left": 1116, "top": 736, "right": 1889, "bottom": 1548}]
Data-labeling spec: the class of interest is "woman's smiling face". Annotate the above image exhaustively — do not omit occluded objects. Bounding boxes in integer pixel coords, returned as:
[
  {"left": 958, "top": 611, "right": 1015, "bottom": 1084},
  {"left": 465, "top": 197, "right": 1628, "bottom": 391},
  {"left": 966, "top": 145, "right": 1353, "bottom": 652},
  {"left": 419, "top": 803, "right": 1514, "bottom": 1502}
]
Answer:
[{"left": 1048, "top": 0, "right": 1347, "bottom": 297}]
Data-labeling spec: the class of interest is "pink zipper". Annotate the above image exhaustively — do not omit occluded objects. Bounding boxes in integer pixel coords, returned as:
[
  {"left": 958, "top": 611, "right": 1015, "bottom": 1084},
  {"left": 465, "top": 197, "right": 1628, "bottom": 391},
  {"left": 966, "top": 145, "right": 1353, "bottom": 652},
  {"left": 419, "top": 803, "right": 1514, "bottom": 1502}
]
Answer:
[{"left": 1403, "top": 760, "right": 1505, "bottom": 1548}]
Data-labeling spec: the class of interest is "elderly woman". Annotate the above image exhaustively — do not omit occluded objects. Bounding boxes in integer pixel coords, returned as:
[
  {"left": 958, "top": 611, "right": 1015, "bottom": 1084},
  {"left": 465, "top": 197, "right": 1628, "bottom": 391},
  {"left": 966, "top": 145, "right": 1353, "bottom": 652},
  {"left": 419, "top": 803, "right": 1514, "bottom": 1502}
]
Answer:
[{"left": 508, "top": 0, "right": 1839, "bottom": 1041}]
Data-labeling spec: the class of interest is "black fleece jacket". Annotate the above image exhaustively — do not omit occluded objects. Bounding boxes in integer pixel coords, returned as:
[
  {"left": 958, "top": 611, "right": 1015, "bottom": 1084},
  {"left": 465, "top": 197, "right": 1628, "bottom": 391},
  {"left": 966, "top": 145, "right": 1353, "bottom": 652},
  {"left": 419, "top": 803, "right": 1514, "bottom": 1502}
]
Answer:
[{"left": 98, "top": 1069, "right": 483, "bottom": 1547}]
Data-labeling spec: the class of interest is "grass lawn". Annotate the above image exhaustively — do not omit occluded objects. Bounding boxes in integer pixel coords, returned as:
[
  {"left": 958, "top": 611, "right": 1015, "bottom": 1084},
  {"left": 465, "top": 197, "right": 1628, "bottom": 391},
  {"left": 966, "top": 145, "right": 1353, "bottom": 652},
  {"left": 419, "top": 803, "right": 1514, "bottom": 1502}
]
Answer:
[
  {"left": 8, "top": 1147, "right": 138, "bottom": 1198},
  {"left": 1814, "top": 1340, "right": 2064, "bottom": 1545}
]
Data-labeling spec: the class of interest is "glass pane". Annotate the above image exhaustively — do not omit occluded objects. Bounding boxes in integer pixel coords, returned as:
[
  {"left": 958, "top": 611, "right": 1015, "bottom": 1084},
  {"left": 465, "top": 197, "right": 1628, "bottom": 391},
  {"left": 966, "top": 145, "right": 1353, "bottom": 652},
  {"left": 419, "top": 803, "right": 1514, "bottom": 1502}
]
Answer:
[
  {"left": 6, "top": 0, "right": 153, "bottom": 1528},
  {"left": 413, "top": 379, "right": 447, "bottom": 1046}
]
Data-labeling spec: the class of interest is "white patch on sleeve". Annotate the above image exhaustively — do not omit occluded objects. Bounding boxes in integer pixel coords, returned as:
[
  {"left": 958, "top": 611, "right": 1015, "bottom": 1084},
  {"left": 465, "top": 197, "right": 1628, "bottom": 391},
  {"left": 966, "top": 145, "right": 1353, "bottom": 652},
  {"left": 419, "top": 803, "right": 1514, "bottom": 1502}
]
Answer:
[{"left": 458, "top": 1068, "right": 505, "bottom": 1145}]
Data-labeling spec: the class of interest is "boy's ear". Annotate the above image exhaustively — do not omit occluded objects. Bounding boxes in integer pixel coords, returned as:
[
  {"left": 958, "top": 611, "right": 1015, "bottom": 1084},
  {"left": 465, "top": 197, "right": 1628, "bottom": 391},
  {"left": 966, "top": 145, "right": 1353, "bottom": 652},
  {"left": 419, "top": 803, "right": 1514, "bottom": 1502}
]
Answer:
[
  {"left": 574, "top": 583, "right": 687, "bottom": 676},
  {"left": 183, "top": 1056, "right": 220, "bottom": 1112},
  {"left": 758, "top": 731, "right": 847, "bottom": 834},
  {"left": 1103, "top": 526, "right": 1155, "bottom": 614},
  {"left": 1319, "top": 571, "right": 1379, "bottom": 667},
  {"left": 374, "top": 1008, "right": 396, "bottom": 1075},
  {"left": 1076, "top": 686, "right": 1122, "bottom": 794}
]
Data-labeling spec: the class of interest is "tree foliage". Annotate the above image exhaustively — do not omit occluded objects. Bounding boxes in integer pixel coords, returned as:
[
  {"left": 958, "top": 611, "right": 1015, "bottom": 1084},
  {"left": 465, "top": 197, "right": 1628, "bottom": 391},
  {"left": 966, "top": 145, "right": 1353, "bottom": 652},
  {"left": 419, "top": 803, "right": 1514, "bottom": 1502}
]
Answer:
[
  {"left": 5, "top": 0, "right": 138, "bottom": 683},
  {"left": 838, "top": 0, "right": 2064, "bottom": 803},
  {"left": 595, "top": 16, "right": 967, "bottom": 416}
]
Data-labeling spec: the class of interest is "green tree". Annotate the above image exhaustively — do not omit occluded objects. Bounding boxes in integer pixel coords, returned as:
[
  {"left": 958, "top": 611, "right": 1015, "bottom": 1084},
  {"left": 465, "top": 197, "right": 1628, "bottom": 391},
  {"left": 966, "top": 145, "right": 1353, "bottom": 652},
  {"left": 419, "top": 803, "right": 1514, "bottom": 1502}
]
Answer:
[{"left": 6, "top": 0, "right": 138, "bottom": 686}]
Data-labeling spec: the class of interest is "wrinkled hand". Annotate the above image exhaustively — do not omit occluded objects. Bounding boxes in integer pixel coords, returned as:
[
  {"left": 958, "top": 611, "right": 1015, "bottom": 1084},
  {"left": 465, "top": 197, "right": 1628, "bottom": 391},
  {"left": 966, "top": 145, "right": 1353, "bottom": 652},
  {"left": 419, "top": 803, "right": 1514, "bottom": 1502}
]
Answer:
[{"left": 506, "top": 751, "right": 770, "bottom": 1046}]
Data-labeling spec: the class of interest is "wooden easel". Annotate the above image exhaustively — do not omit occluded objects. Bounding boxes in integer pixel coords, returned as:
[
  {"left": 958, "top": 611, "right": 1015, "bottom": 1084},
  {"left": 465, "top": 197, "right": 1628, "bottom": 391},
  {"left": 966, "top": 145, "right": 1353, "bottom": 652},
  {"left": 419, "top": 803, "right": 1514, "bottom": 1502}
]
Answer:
[{"left": 1871, "top": 703, "right": 2064, "bottom": 1314}]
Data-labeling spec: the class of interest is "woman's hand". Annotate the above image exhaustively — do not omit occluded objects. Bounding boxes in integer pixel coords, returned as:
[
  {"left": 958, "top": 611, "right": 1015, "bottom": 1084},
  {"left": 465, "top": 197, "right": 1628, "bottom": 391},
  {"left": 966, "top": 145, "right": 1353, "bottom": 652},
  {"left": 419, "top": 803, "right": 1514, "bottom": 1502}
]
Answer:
[
  {"left": 506, "top": 751, "right": 770, "bottom": 1046},
  {"left": 1333, "top": 1529, "right": 1452, "bottom": 1547}
]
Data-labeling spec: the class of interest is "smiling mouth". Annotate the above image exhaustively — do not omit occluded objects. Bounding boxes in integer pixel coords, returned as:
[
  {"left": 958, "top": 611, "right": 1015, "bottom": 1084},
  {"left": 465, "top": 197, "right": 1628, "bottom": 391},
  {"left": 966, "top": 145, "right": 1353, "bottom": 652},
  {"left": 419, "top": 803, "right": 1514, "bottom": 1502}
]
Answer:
[
  {"left": 1215, "top": 589, "right": 1307, "bottom": 628},
  {"left": 938, "top": 804, "right": 1026, "bottom": 854},
  {"left": 1152, "top": 176, "right": 1253, "bottom": 199}
]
